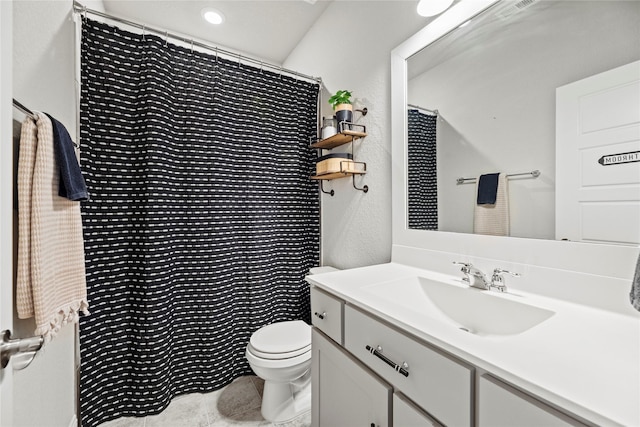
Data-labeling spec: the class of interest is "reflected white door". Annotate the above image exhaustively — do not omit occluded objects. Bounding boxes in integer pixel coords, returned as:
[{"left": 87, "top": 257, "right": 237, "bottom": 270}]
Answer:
[{"left": 556, "top": 60, "right": 640, "bottom": 245}]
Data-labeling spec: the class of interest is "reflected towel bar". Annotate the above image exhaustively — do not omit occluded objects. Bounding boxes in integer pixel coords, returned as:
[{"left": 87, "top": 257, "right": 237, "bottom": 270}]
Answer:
[
  {"left": 456, "top": 170, "right": 540, "bottom": 185},
  {"left": 12, "top": 98, "right": 37, "bottom": 121}
]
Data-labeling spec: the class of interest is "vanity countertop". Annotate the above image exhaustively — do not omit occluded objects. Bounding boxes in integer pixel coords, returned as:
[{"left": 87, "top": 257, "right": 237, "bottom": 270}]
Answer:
[{"left": 306, "top": 262, "right": 640, "bottom": 427}]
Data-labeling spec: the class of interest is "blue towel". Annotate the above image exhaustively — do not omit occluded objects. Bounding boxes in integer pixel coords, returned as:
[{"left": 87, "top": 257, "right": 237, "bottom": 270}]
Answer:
[
  {"left": 45, "top": 113, "right": 89, "bottom": 202},
  {"left": 477, "top": 173, "right": 500, "bottom": 204}
]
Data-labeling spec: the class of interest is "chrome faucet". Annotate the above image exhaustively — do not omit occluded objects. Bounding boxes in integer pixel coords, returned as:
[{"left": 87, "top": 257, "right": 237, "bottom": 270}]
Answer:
[
  {"left": 489, "top": 268, "right": 521, "bottom": 292},
  {"left": 453, "top": 262, "right": 521, "bottom": 292},
  {"left": 453, "top": 262, "right": 490, "bottom": 290}
]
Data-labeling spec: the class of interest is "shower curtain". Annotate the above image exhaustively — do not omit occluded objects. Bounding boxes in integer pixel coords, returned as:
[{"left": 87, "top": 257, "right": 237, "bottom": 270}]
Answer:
[
  {"left": 407, "top": 109, "right": 438, "bottom": 230},
  {"left": 79, "top": 19, "right": 319, "bottom": 427}
]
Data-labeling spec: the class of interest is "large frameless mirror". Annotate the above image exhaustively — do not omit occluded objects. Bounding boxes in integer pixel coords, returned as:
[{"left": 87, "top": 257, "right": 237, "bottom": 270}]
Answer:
[{"left": 404, "top": 0, "right": 640, "bottom": 245}]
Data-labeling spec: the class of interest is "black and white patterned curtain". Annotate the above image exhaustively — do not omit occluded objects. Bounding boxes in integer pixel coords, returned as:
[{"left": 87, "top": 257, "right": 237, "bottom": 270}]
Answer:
[
  {"left": 79, "top": 19, "right": 319, "bottom": 427},
  {"left": 407, "top": 109, "right": 438, "bottom": 230}
]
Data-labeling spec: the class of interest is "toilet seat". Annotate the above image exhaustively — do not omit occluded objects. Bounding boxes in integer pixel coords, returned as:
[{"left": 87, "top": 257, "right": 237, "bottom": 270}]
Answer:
[{"left": 248, "top": 320, "right": 311, "bottom": 360}]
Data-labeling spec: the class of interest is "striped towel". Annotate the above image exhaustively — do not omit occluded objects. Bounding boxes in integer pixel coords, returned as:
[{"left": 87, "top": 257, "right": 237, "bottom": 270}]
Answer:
[
  {"left": 473, "top": 173, "right": 510, "bottom": 236},
  {"left": 16, "top": 112, "right": 89, "bottom": 343}
]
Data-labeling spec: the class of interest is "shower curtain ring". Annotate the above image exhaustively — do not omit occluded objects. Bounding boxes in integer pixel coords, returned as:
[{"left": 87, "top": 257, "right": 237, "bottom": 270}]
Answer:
[
  {"left": 238, "top": 54, "right": 242, "bottom": 68},
  {"left": 142, "top": 25, "right": 146, "bottom": 42},
  {"left": 164, "top": 31, "right": 168, "bottom": 47},
  {"left": 190, "top": 39, "right": 194, "bottom": 53},
  {"left": 82, "top": 5, "right": 87, "bottom": 21}
]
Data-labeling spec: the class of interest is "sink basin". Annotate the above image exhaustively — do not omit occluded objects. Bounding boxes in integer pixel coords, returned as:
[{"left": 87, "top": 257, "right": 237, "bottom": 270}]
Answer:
[{"left": 363, "top": 277, "right": 554, "bottom": 336}]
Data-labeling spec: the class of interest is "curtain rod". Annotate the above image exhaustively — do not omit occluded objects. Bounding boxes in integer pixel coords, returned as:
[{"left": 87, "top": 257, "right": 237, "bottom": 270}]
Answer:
[
  {"left": 72, "top": 1, "right": 322, "bottom": 85},
  {"left": 13, "top": 98, "right": 37, "bottom": 120},
  {"left": 408, "top": 103, "right": 438, "bottom": 115}
]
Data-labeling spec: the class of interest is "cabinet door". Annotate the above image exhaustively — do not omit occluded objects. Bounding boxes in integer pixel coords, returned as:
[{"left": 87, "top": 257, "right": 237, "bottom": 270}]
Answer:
[
  {"left": 312, "top": 329, "right": 391, "bottom": 427},
  {"left": 394, "top": 393, "right": 441, "bottom": 427},
  {"left": 479, "top": 374, "right": 587, "bottom": 427}
]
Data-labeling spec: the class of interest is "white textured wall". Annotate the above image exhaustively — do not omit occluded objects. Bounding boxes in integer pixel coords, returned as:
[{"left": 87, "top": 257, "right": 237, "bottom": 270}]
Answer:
[
  {"left": 11, "top": 1, "right": 103, "bottom": 426},
  {"left": 284, "top": 1, "right": 428, "bottom": 269}
]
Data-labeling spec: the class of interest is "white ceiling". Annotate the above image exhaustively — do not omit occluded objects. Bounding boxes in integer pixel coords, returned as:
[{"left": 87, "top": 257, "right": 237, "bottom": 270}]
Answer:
[{"left": 102, "top": 0, "right": 334, "bottom": 65}]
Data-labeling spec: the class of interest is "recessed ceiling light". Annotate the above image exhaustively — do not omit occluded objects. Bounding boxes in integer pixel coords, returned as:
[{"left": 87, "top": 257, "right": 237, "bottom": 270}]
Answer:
[
  {"left": 417, "top": 0, "right": 455, "bottom": 17},
  {"left": 201, "top": 8, "right": 225, "bottom": 25}
]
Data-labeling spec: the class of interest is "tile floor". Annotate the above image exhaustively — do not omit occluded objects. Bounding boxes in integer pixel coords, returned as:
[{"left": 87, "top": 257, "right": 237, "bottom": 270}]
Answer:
[{"left": 99, "top": 376, "right": 311, "bottom": 427}]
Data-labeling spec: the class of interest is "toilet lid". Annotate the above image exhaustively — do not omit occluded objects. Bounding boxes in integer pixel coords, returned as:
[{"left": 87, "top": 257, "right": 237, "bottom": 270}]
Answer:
[{"left": 249, "top": 320, "right": 311, "bottom": 357}]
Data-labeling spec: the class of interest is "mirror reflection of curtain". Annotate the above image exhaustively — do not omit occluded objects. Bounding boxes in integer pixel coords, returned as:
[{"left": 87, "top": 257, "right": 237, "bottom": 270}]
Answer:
[{"left": 407, "top": 109, "right": 438, "bottom": 230}]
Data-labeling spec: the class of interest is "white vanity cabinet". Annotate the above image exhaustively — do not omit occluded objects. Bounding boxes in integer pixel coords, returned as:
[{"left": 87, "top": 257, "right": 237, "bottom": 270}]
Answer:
[
  {"left": 309, "top": 284, "right": 592, "bottom": 427},
  {"left": 478, "top": 374, "right": 588, "bottom": 427},
  {"left": 310, "top": 285, "right": 471, "bottom": 427}
]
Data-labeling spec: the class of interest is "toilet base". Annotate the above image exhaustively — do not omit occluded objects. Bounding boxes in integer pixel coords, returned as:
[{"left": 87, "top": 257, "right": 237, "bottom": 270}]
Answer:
[{"left": 260, "top": 371, "right": 311, "bottom": 423}]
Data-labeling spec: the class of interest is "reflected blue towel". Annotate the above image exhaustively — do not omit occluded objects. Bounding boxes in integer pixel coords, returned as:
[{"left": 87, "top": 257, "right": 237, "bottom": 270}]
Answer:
[
  {"left": 630, "top": 251, "right": 640, "bottom": 312},
  {"left": 45, "top": 113, "right": 89, "bottom": 202},
  {"left": 477, "top": 173, "right": 500, "bottom": 204}
]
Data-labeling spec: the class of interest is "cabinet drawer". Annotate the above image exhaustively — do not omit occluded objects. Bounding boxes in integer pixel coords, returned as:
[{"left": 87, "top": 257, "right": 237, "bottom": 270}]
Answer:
[
  {"left": 310, "top": 286, "right": 343, "bottom": 344},
  {"left": 344, "top": 305, "right": 473, "bottom": 427},
  {"left": 478, "top": 374, "right": 587, "bottom": 427}
]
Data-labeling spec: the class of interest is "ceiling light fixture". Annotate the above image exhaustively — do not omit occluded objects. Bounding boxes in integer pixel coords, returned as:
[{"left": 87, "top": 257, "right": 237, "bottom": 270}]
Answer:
[
  {"left": 417, "top": 0, "right": 455, "bottom": 17},
  {"left": 201, "top": 8, "right": 225, "bottom": 25}
]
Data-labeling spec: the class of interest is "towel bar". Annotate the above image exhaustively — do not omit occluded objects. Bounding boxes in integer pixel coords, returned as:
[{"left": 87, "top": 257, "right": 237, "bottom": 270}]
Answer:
[{"left": 456, "top": 170, "right": 540, "bottom": 185}]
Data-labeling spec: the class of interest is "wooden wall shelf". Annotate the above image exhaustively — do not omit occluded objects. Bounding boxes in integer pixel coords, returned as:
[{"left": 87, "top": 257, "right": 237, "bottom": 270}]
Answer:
[{"left": 310, "top": 121, "right": 369, "bottom": 195}]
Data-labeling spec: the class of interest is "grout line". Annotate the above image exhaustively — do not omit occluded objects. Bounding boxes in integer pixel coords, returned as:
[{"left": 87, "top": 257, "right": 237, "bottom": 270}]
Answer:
[{"left": 201, "top": 392, "right": 212, "bottom": 427}]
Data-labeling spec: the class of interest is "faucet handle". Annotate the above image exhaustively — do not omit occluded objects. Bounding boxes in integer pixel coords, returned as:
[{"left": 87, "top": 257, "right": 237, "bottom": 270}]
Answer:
[
  {"left": 453, "top": 261, "right": 472, "bottom": 273},
  {"left": 453, "top": 262, "right": 472, "bottom": 283},
  {"left": 490, "top": 268, "right": 521, "bottom": 292},
  {"left": 493, "top": 268, "right": 520, "bottom": 277}
]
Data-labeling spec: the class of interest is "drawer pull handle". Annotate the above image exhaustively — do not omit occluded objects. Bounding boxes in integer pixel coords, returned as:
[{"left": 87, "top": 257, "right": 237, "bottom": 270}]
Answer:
[
  {"left": 314, "top": 311, "right": 326, "bottom": 320},
  {"left": 365, "top": 344, "right": 409, "bottom": 377}
]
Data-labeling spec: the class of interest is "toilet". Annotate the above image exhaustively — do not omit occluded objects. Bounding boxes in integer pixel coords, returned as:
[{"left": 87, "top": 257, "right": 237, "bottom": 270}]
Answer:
[
  {"left": 245, "top": 320, "right": 312, "bottom": 422},
  {"left": 245, "top": 266, "right": 337, "bottom": 423}
]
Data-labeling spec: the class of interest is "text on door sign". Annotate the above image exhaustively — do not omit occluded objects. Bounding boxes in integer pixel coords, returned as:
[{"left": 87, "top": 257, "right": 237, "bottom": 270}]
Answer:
[{"left": 598, "top": 151, "right": 640, "bottom": 166}]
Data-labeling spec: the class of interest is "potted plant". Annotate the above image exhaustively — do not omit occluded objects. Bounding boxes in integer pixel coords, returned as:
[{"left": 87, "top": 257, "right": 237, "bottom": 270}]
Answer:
[{"left": 328, "top": 89, "right": 353, "bottom": 129}]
